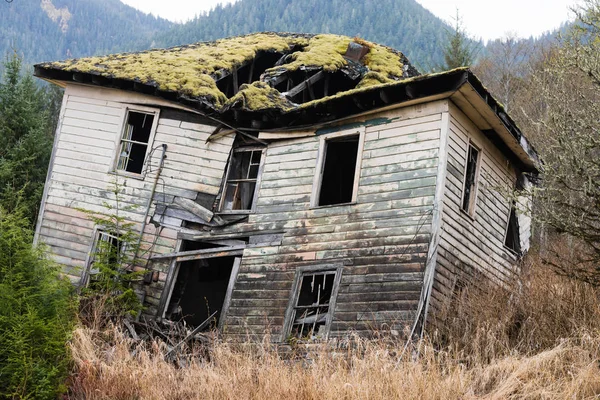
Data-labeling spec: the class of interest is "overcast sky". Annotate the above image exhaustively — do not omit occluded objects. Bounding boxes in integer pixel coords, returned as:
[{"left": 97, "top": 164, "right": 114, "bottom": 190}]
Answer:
[{"left": 120, "top": 0, "right": 581, "bottom": 42}]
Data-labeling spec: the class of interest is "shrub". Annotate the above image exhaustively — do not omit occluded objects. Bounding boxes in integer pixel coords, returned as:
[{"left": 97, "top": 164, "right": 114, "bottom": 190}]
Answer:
[{"left": 0, "top": 211, "right": 76, "bottom": 399}]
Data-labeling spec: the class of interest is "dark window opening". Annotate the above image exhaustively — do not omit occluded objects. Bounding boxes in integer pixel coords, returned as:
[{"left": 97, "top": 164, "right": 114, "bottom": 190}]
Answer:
[
  {"left": 181, "top": 240, "right": 225, "bottom": 251},
  {"left": 504, "top": 202, "right": 521, "bottom": 253},
  {"left": 221, "top": 148, "right": 263, "bottom": 211},
  {"left": 461, "top": 143, "right": 480, "bottom": 214},
  {"left": 117, "top": 111, "right": 154, "bottom": 174},
  {"left": 290, "top": 271, "right": 337, "bottom": 339},
  {"left": 318, "top": 135, "right": 359, "bottom": 206},
  {"left": 166, "top": 256, "right": 236, "bottom": 329},
  {"left": 181, "top": 238, "right": 248, "bottom": 250}
]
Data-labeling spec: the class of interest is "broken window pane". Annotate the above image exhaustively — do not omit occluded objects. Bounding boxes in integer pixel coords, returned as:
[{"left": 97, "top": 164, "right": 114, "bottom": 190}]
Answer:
[
  {"left": 504, "top": 202, "right": 521, "bottom": 253},
  {"left": 290, "top": 271, "right": 337, "bottom": 339},
  {"left": 117, "top": 110, "right": 155, "bottom": 174},
  {"left": 318, "top": 135, "right": 359, "bottom": 206},
  {"left": 461, "top": 143, "right": 480, "bottom": 214},
  {"left": 221, "top": 148, "right": 262, "bottom": 211}
]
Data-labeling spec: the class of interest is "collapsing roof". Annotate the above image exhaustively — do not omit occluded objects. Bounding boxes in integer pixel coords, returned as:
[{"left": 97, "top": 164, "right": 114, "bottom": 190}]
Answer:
[
  {"left": 35, "top": 32, "right": 419, "bottom": 112},
  {"left": 34, "top": 32, "right": 540, "bottom": 173}
]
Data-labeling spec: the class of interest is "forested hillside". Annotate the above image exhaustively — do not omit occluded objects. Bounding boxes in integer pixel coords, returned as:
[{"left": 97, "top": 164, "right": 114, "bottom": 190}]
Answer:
[
  {"left": 1, "top": 0, "right": 559, "bottom": 72},
  {"left": 0, "top": 0, "right": 172, "bottom": 64},
  {"left": 155, "top": 0, "right": 454, "bottom": 69}
]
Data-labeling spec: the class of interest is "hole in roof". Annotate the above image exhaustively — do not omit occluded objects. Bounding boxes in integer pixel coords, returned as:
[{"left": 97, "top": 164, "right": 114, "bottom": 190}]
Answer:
[{"left": 215, "top": 47, "right": 308, "bottom": 99}]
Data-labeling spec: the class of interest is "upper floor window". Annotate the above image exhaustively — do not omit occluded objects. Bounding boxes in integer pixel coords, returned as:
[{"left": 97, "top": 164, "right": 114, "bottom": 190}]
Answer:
[
  {"left": 220, "top": 147, "right": 264, "bottom": 212},
  {"left": 461, "top": 142, "right": 481, "bottom": 216},
  {"left": 116, "top": 108, "right": 158, "bottom": 175},
  {"left": 312, "top": 128, "right": 365, "bottom": 207}
]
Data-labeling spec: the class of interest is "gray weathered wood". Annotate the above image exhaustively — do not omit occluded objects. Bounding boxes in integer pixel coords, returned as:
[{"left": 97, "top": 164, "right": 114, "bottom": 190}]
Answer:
[
  {"left": 173, "top": 196, "right": 213, "bottom": 222},
  {"left": 219, "top": 257, "right": 242, "bottom": 329}
]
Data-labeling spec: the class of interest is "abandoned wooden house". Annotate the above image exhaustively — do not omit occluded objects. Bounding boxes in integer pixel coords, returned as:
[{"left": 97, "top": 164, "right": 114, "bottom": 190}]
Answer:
[{"left": 33, "top": 32, "right": 539, "bottom": 341}]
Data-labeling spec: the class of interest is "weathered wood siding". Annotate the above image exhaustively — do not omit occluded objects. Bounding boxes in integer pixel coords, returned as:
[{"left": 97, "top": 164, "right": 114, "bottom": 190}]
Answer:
[
  {"left": 431, "top": 102, "right": 519, "bottom": 313},
  {"left": 37, "top": 81, "right": 535, "bottom": 340},
  {"left": 35, "top": 84, "right": 233, "bottom": 298},
  {"left": 210, "top": 101, "right": 447, "bottom": 340}
]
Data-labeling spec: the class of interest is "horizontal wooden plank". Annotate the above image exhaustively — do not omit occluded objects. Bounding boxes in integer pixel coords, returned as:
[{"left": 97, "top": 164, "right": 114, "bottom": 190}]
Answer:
[
  {"left": 66, "top": 99, "right": 123, "bottom": 116},
  {"left": 362, "top": 148, "right": 438, "bottom": 168},
  {"left": 62, "top": 116, "right": 118, "bottom": 133},
  {"left": 363, "top": 137, "right": 439, "bottom": 159},
  {"left": 63, "top": 108, "right": 122, "bottom": 126}
]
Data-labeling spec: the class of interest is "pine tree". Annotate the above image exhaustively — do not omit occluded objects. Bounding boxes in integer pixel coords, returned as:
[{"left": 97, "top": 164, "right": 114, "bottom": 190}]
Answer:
[
  {"left": 442, "top": 10, "right": 479, "bottom": 70},
  {"left": 0, "top": 53, "right": 57, "bottom": 225}
]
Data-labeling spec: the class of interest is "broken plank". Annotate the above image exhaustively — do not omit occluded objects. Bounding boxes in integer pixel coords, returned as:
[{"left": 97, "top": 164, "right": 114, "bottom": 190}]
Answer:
[
  {"left": 282, "top": 71, "right": 324, "bottom": 98},
  {"left": 150, "top": 245, "right": 246, "bottom": 260}
]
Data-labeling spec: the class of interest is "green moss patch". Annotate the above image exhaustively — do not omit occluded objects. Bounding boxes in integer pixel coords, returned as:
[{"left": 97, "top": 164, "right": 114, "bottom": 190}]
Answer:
[
  {"left": 39, "top": 32, "right": 417, "bottom": 112},
  {"left": 225, "top": 81, "right": 295, "bottom": 112}
]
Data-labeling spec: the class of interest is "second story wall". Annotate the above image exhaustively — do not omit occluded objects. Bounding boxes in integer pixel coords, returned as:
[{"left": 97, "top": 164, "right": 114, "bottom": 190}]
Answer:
[
  {"left": 431, "top": 102, "right": 519, "bottom": 313},
  {"left": 195, "top": 100, "right": 449, "bottom": 339},
  {"left": 35, "top": 84, "right": 234, "bottom": 282}
]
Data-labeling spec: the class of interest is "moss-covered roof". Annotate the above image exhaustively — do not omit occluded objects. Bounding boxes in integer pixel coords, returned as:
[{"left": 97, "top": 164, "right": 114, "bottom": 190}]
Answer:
[{"left": 35, "top": 32, "right": 418, "bottom": 112}]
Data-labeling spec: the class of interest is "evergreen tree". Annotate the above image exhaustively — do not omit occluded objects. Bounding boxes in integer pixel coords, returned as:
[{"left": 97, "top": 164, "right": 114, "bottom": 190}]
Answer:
[
  {"left": 0, "top": 0, "right": 173, "bottom": 64},
  {"left": 0, "top": 53, "right": 56, "bottom": 225},
  {"left": 0, "top": 210, "right": 75, "bottom": 399},
  {"left": 79, "top": 180, "right": 145, "bottom": 320},
  {"left": 442, "top": 10, "right": 479, "bottom": 70}
]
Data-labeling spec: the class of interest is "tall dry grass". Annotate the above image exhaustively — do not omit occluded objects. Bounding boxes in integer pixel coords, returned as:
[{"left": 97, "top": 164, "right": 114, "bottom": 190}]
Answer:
[
  {"left": 435, "top": 251, "right": 600, "bottom": 363},
  {"left": 66, "top": 253, "right": 600, "bottom": 399}
]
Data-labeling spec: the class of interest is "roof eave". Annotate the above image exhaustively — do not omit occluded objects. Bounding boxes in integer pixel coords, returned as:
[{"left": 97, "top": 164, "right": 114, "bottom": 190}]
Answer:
[
  {"left": 34, "top": 63, "right": 539, "bottom": 173},
  {"left": 457, "top": 71, "right": 540, "bottom": 173}
]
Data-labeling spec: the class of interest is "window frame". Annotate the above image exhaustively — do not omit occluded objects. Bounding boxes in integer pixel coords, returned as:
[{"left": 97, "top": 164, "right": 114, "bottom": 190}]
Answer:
[
  {"left": 310, "top": 127, "right": 366, "bottom": 208},
  {"left": 503, "top": 199, "right": 522, "bottom": 255},
  {"left": 460, "top": 140, "right": 482, "bottom": 218},
  {"left": 218, "top": 146, "right": 266, "bottom": 214},
  {"left": 282, "top": 264, "right": 344, "bottom": 342},
  {"left": 79, "top": 226, "right": 126, "bottom": 288},
  {"left": 112, "top": 105, "right": 160, "bottom": 179}
]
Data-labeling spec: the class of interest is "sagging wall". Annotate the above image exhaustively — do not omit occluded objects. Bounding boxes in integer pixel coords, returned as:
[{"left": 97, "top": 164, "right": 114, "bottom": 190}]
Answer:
[
  {"left": 207, "top": 101, "right": 448, "bottom": 340},
  {"left": 430, "top": 102, "right": 519, "bottom": 313},
  {"left": 34, "top": 84, "right": 234, "bottom": 292}
]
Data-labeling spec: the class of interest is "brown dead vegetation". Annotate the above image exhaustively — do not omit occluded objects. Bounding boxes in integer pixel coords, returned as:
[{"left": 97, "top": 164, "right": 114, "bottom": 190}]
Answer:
[{"left": 66, "top": 244, "right": 600, "bottom": 400}]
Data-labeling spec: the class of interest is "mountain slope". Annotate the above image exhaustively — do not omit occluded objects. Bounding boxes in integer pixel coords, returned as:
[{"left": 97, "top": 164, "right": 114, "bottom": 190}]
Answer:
[
  {"left": 155, "top": 0, "right": 453, "bottom": 70},
  {"left": 0, "top": 0, "right": 173, "bottom": 64}
]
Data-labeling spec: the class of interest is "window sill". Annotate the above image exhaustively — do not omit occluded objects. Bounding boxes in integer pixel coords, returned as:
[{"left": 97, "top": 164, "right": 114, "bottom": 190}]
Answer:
[
  {"left": 109, "top": 170, "right": 145, "bottom": 181},
  {"left": 310, "top": 201, "right": 356, "bottom": 210},
  {"left": 459, "top": 207, "right": 476, "bottom": 222},
  {"left": 217, "top": 209, "right": 254, "bottom": 215},
  {"left": 502, "top": 245, "right": 521, "bottom": 258}
]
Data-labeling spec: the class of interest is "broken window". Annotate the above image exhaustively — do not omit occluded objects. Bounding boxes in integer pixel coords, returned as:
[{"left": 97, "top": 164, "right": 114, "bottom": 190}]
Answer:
[
  {"left": 81, "top": 229, "right": 125, "bottom": 287},
  {"left": 286, "top": 267, "right": 342, "bottom": 340},
  {"left": 116, "top": 109, "right": 157, "bottom": 174},
  {"left": 461, "top": 142, "right": 480, "bottom": 215},
  {"left": 315, "top": 133, "right": 362, "bottom": 206},
  {"left": 504, "top": 201, "right": 521, "bottom": 253},
  {"left": 220, "top": 147, "right": 264, "bottom": 211}
]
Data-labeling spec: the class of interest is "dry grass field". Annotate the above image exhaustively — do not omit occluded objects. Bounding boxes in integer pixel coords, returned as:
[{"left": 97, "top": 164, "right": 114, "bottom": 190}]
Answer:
[{"left": 66, "top": 253, "right": 600, "bottom": 399}]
